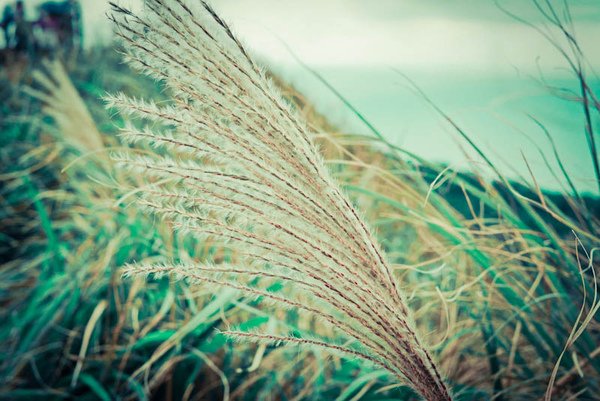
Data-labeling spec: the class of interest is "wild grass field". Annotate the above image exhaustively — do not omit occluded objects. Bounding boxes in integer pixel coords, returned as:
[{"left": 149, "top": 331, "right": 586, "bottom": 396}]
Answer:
[{"left": 1, "top": 1, "right": 599, "bottom": 400}]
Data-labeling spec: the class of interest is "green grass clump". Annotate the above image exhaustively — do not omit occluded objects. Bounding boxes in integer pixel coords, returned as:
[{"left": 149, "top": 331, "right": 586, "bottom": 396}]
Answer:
[{"left": 1, "top": 51, "right": 365, "bottom": 401}]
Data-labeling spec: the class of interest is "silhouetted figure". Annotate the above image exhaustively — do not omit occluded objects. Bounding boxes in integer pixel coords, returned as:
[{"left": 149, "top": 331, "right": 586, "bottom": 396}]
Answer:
[
  {"left": 1, "top": 1, "right": 30, "bottom": 52},
  {"left": 1, "top": 4, "right": 14, "bottom": 47},
  {"left": 13, "top": 1, "right": 30, "bottom": 52},
  {"left": 37, "top": 1, "right": 81, "bottom": 52}
]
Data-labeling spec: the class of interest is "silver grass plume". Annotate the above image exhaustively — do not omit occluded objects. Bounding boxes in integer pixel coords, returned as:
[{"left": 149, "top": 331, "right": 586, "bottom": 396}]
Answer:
[
  {"left": 108, "top": 1, "right": 452, "bottom": 400},
  {"left": 27, "top": 59, "right": 104, "bottom": 153}
]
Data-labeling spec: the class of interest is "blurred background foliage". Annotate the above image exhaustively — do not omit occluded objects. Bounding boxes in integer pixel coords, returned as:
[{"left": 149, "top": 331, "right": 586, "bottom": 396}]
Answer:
[{"left": 1, "top": 1, "right": 600, "bottom": 400}]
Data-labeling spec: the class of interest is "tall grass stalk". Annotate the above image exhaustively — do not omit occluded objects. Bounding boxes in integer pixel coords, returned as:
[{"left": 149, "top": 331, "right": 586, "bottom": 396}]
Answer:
[{"left": 108, "top": 0, "right": 452, "bottom": 399}]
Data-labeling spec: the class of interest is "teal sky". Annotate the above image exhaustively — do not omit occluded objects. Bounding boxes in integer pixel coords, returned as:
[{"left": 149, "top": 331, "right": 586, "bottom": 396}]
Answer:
[{"left": 3, "top": 0, "right": 599, "bottom": 192}]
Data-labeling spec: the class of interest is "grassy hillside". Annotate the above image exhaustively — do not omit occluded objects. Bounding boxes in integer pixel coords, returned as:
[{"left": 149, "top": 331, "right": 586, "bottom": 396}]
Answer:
[{"left": 1, "top": 14, "right": 599, "bottom": 400}]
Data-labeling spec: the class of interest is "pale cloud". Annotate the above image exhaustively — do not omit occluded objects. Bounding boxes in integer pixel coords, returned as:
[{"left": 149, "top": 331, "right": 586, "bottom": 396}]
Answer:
[
  {"left": 2, "top": 0, "right": 598, "bottom": 74},
  {"left": 207, "top": 0, "right": 600, "bottom": 74}
]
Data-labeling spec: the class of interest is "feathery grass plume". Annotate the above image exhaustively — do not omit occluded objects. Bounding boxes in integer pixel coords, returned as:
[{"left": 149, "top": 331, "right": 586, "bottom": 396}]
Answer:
[
  {"left": 26, "top": 59, "right": 105, "bottom": 153},
  {"left": 108, "top": 1, "right": 452, "bottom": 399}
]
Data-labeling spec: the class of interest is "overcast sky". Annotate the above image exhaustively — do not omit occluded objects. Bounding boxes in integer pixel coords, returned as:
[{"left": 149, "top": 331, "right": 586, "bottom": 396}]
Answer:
[
  {"left": 4, "top": 0, "right": 600, "bottom": 74},
  {"left": 3, "top": 0, "right": 599, "bottom": 191}
]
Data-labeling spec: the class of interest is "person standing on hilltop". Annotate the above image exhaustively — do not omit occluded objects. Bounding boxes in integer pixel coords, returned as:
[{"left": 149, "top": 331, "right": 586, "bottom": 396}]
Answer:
[
  {"left": 13, "top": 1, "right": 31, "bottom": 53},
  {"left": 37, "top": 0, "right": 82, "bottom": 52},
  {"left": 1, "top": 2, "right": 15, "bottom": 48},
  {"left": 0, "top": 1, "right": 30, "bottom": 53}
]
